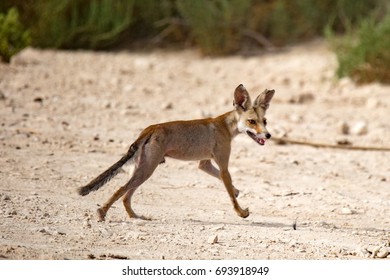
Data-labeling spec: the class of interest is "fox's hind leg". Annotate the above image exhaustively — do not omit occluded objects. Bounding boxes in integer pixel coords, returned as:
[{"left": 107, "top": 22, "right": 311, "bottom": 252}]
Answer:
[
  {"left": 97, "top": 186, "right": 128, "bottom": 221},
  {"left": 98, "top": 137, "right": 165, "bottom": 221},
  {"left": 121, "top": 138, "right": 165, "bottom": 220}
]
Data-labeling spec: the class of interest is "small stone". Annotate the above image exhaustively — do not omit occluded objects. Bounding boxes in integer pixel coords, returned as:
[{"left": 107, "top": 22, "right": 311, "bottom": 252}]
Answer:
[
  {"left": 376, "top": 247, "right": 389, "bottom": 258},
  {"left": 295, "top": 248, "right": 306, "bottom": 253},
  {"left": 289, "top": 240, "right": 297, "bottom": 248},
  {"left": 83, "top": 220, "right": 92, "bottom": 229},
  {"left": 289, "top": 93, "right": 314, "bottom": 104},
  {"left": 357, "top": 247, "right": 370, "bottom": 258},
  {"left": 3, "top": 195, "right": 10, "bottom": 201},
  {"left": 367, "top": 245, "right": 381, "bottom": 258},
  {"left": 337, "top": 121, "right": 349, "bottom": 135},
  {"left": 211, "top": 225, "right": 225, "bottom": 231},
  {"left": 162, "top": 102, "right": 173, "bottom": 110},
  {"left": 133, "top": 58, "right": 153, "bottom": 70},
  {"left": 33, "top": 97, "right": 44, "bottom": 103},
  {"left": 39, "top": 228, "right": 50, "bottom": 235},
  {"left": 350, "top": 121, "right": 368, "bottom": 135},
  {"left": 207, "top": 234, "right": 218, "bottom": 244},
  {"left": 340, "top": 207, "right": 355, "bottom": 215},
  {"left": 0, "top": 90, "right": 6, "bottom": 100}
]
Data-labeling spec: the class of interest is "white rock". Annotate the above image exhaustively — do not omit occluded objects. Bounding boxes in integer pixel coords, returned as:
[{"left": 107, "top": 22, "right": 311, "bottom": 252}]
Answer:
[
  {"left": 211, "top": 225, "right": 225, "bottom": 231},
  {"left": 350, "top": 121, "right": 368, "bottom": 135},
  {"left": 340, "top": 207, "right": 355, "bottom": 215},
  {"left": 376, "top": 247, "right": 389, "bottom": 258},
  {"left": 133, "top": 58, "right": 152, "bottom": 70},
  {"left": 367, "top": 245, "right": 381, "bottom": 258},
  {"left": 356, "top": 247, "right": 370, "bottom": 258}
]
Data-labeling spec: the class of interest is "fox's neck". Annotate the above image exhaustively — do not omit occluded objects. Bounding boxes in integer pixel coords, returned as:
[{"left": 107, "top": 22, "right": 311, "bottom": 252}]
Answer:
[{"left": 216, "top": 111, "right": 240, "bottom": 139}]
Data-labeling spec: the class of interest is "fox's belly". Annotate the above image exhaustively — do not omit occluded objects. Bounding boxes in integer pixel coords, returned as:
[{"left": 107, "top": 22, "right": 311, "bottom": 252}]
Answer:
[{"left": 165, "top": 146, "right": 212, "bottom": 161}]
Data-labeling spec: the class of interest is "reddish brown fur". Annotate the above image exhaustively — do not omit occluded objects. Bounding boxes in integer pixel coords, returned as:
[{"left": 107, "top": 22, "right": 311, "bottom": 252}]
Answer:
[{"left": 79, "top": 84, "right": 275, "bottom": 221}]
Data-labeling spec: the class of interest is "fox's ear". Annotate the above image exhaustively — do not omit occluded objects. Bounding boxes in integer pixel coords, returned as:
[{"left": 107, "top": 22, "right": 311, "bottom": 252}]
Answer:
[
  {"left": 233, "top": 84, "right": 251, "bottom": 111},
  {"left": 254, "top": 89, "right": 275, "bottom": 111}
]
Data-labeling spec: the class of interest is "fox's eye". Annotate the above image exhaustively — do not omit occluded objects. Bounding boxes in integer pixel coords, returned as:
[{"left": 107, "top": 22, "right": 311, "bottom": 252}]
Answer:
[
  {"left": 263, "top": 118, "right": 267, "bottom": 125},
  {"left": 248, "top": 119, "right": 256, "bottom": 125}
]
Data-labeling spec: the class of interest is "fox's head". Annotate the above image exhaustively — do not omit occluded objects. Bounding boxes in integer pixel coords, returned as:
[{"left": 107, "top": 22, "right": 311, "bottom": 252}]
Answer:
[{"left": 233, "top": 84, "right": 275, "bottom": 146}]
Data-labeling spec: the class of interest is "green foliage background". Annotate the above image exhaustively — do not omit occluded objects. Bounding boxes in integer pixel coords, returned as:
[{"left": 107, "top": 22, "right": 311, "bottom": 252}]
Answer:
[
  {"left": 0, "top": 7, "right": 30, "bottom": 62},
  {"left": 0, "top": 0, "right": 389, "bottom": 83}
]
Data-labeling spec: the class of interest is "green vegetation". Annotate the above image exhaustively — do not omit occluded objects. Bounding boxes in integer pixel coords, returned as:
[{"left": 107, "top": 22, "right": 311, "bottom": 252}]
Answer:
[
  {"left": 0, "top": 0, "right": 388, "bottom": 83},
  {"left": 33, "top": 0, "right": 135, "bottom": 49},
  {"left": 0, "top": 7, "right": 31, "bottom": 62},
  {"left": 177, "top": 0, "right": 249, "bottom": 55},
  {"left": 328, "top": 13, "right": 390, "bottom": 84}
]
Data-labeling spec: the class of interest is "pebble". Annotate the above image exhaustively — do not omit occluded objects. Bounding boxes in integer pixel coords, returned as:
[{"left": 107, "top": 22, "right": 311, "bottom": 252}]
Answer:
[
  {"left": 211, "top": 225, "right": 225, "bottom": 231},
  {"left": 162, "top": 102, "right": 173, "bottom": 110},
  {"left": 376, "top": 247, "right": 389, "bottom": 258},
  {"left": 357, "top": 247, "right": 371, "bottom": 258},
  {"left": 339, "top": 207, "right": 355, "bottom": 215},
  {"left": 289, "top": 240, "right": 297, "bottom": 248},
  {"left": 358, "top": 245, "right": 390, "bottom": 258},
  {"left": 337, "top": 121, "right": 349, "bottom": 135},
  {"left": 83, "top": 220, "right": 92, "bottom": 229},
  {"left": 133, "top": 58, "right": 153, "bottom": 71},
  {"left": 350, "top": 121, "right": 368, "bottom": 135},
  {"left": 0, "top": 89, "right": 6, "bottom": 100},
  {"left": 288, "top": 93, "right": 315, "bottom": 104},
  {"left": 207, "top": 234, "right": 218, "bottom": 244},
  {"left": 38, "top": 228, "right": 50, "bottom": 235}
]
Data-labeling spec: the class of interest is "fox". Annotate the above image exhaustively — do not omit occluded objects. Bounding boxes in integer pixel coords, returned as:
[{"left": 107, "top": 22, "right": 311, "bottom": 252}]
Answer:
[{"left": 78, "top": 84, "right": 275, "bottom": 221}]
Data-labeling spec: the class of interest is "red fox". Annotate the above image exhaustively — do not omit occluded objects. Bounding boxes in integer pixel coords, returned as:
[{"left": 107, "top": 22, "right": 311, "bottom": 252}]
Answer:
[{"left": 79, "top": 84, "right": 275, "bottom": 221}]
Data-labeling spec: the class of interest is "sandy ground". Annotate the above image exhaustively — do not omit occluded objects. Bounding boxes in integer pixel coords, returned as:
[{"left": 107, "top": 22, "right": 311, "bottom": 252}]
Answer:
[{"left": 0, "top": 40, "right": 389, "bottom": 260}]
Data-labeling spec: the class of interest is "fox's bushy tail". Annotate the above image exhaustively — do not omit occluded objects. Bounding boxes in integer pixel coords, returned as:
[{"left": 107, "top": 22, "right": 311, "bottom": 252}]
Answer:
[{"left": 78, "top": 144, "right": 138, "bottom": 196}]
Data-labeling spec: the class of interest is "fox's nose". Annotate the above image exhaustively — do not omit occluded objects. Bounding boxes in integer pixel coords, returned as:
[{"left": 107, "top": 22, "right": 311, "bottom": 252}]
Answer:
[{"left": 265, "top": 133, "right": 271, "bottom": 139}]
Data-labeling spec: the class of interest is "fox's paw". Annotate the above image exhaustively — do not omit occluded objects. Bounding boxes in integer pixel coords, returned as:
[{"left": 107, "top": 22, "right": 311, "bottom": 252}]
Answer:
[
  {"left": 97, "top": 208, "right": 106, "bottom": 222},
  {"left": 239, "top": 208, "right": 250, "bottom": 219}
]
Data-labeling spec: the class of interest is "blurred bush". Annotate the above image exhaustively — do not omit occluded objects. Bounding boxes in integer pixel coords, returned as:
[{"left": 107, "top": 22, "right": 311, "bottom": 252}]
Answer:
[
  {"left": 33, "top": 0, "right": 135, "bottom": 49},
  {"left": 328, "top": 12, "right": 390, "bottom": 84},
  {"left": 0, "top": 7, "right": 31, "bottom": 63},
  {"left": 1, "top": 0, "right": 381, "bottom": 51},
  {"left": 0, "top": 0, "right": 388, "bottom": 83},
  {"left": 176, "top": 0, "right": 249, "bottom": 55}
]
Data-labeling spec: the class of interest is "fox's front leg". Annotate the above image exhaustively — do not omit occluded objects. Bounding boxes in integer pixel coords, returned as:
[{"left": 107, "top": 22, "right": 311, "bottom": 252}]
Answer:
[
  {"left": 219, "top": 168, "right": 249, "bottom": 218},
  {"left": 198, "top": 160, "right": 240, "bottom": 197}
]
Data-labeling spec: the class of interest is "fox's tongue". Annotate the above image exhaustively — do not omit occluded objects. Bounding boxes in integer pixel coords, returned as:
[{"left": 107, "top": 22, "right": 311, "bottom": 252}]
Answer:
[
  {"left": 259, "top": 138, "right": 265, "bottom": 145},
  {"left": 247, "top": 131, "right": 266, "bottom": 146}
]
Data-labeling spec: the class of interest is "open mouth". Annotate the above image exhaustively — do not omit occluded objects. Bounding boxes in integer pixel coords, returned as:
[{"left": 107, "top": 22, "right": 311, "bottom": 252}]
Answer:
[{"left": 246, "top": 131, "right": 265, "bottom": 145}]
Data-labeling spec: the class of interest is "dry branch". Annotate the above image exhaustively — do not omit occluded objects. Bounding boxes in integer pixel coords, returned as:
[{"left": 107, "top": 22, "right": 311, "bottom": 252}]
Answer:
[{"left": 271, "top": 136, "right": 390, "bottom": 152}]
